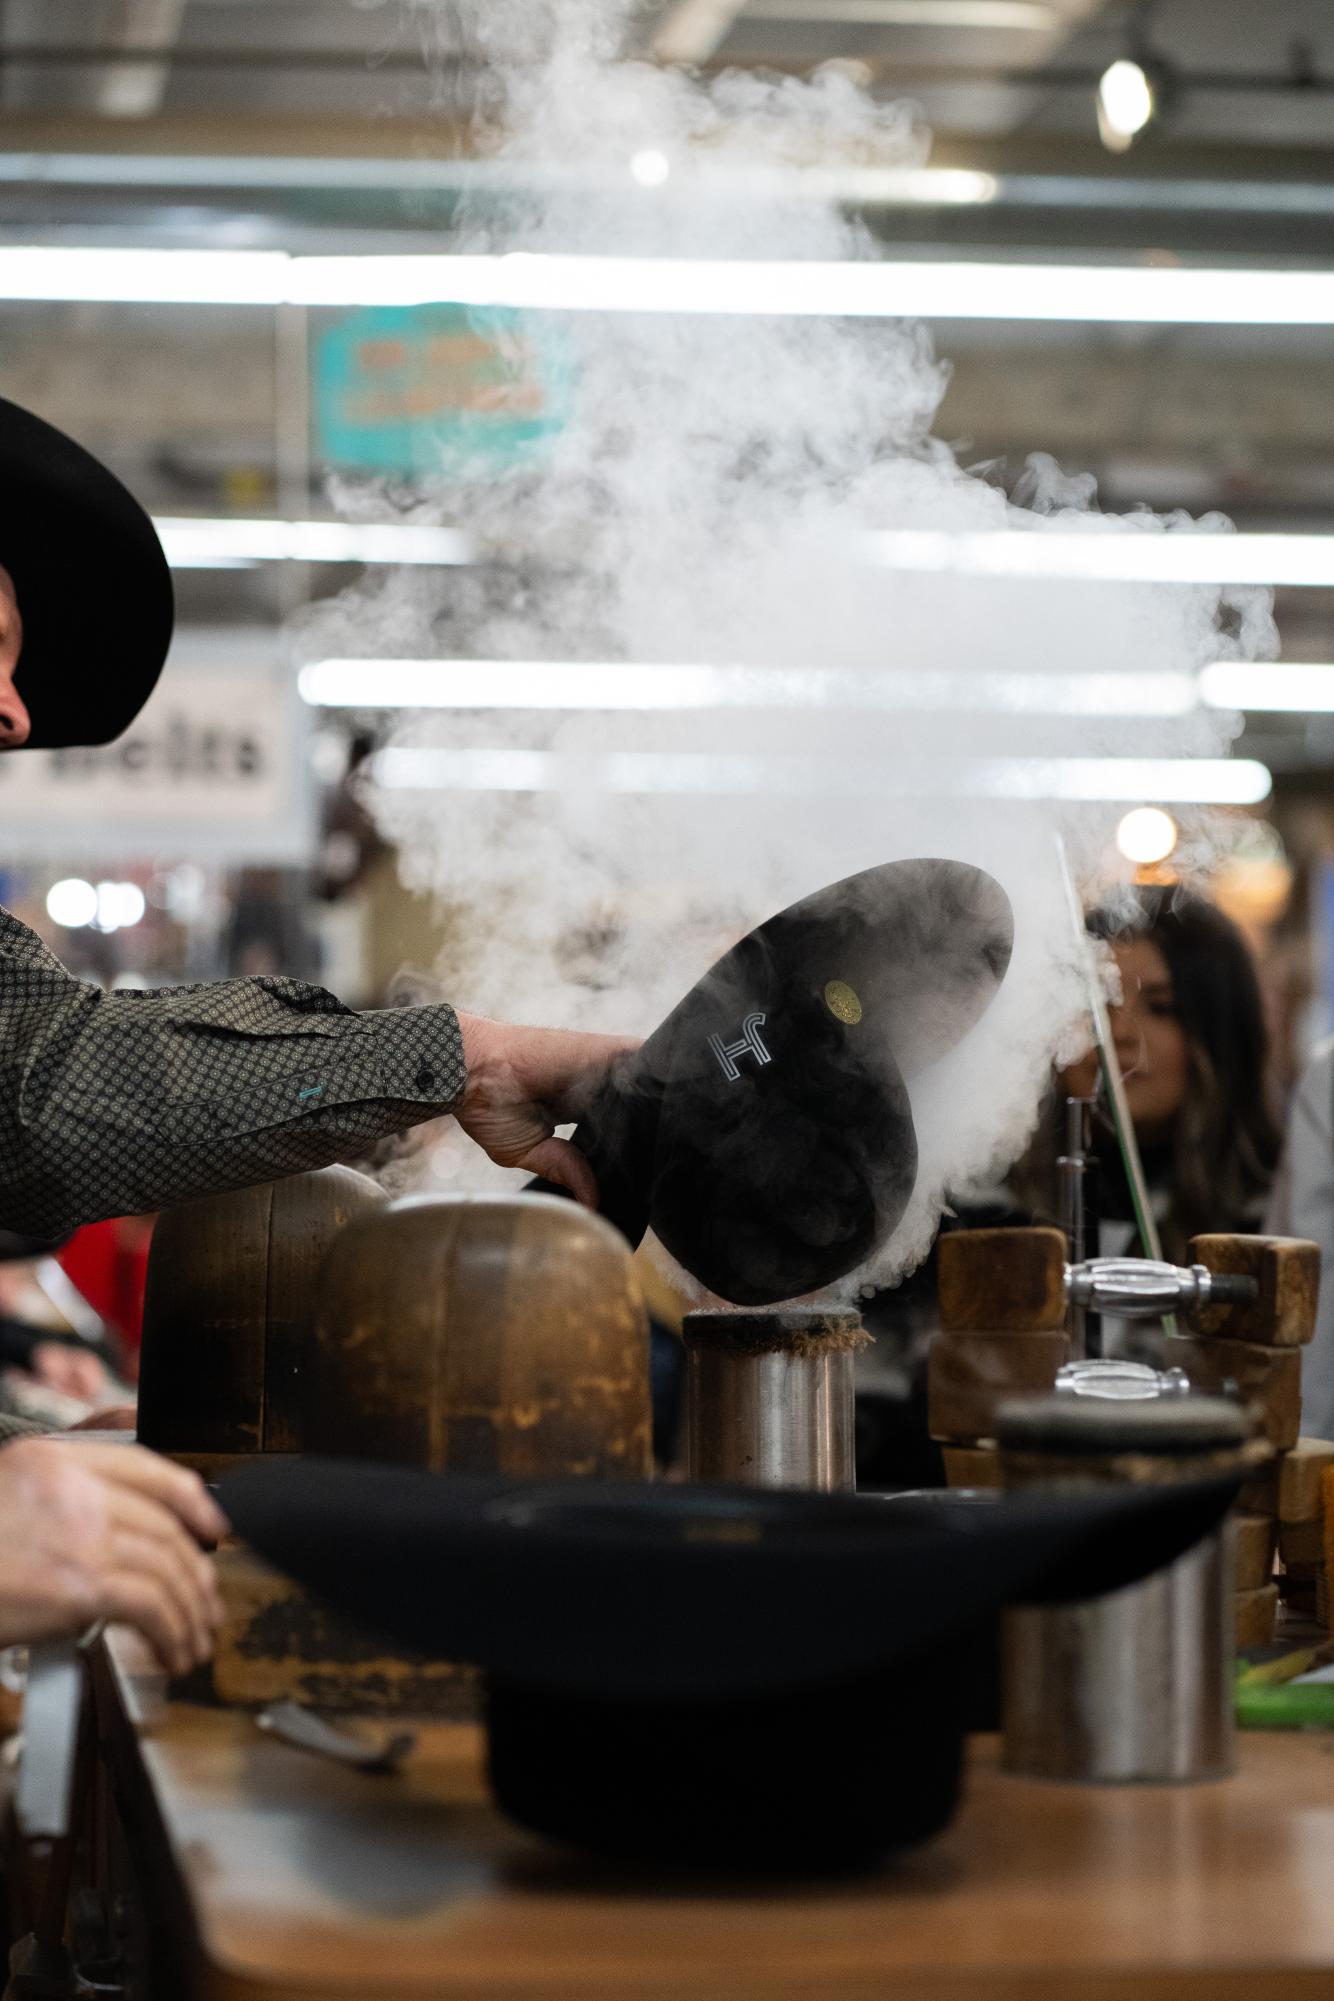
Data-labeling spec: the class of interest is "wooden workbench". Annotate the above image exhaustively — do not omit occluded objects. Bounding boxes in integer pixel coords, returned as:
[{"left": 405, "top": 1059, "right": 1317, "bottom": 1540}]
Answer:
[{"left": 88, "top": 1627, "right": 1334, "bottom": 2001}]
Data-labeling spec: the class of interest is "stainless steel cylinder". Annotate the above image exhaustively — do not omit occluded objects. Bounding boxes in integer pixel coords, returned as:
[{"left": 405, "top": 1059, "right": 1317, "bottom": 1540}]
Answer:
[
  {"left": 1001, "top": 1522, "right": 1234, "bottom": 1782},
  {"left": 683, "top": 1308, "right": 864, "bottom": 1491},
  {"left": 996, "top": 1389, "right": 1249, "bottom": 1786}
]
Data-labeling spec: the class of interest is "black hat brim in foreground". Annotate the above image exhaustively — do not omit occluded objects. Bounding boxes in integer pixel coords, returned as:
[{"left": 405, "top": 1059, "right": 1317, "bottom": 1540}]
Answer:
[
  {"left": 223, "top": 1463, "right": 1237, "bottom": 1870},
  {"left": 0, "top": 396, "right": 173, "bottom": 748},
  {"left": 222, "top": 1460, "right": 1237, "bottom": 1700},
  {"left": 546, "top": 858, "right": 1014, "bottom": 1304}
]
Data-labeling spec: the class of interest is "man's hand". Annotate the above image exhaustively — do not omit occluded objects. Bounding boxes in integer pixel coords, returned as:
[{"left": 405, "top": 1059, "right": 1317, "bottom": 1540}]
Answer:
[
  {"left": 0, "top": 1439, "right": 226, "bottom": 1675},
  {"left": 30, "top": 1341, "right": 110, "bottom": 1404},
  {"left": 454, "top": 1015, "right": 639, "bottom": 1207}
]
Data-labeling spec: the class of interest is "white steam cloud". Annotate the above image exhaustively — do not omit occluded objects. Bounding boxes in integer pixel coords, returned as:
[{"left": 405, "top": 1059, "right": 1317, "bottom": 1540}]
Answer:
[{"left": 314, "top": 0, "right": 1275, "bottom": 1289}]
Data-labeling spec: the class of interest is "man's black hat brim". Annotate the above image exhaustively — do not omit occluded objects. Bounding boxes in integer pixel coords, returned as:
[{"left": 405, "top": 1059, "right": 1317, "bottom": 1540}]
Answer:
[{"left": 0, "top": 396, "right": 173, "bottom": 748}]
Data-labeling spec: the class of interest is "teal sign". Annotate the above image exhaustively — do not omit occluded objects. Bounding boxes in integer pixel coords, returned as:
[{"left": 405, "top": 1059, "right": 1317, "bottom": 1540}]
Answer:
[{"left": 314, "top": 304, "right": 568, "bottom": 476}]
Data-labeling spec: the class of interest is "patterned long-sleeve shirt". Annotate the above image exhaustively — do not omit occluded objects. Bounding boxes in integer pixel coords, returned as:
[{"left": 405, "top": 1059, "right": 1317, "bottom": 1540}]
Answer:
[{"left": 0, "top": 908, "right": 467, "bottom": 1238}]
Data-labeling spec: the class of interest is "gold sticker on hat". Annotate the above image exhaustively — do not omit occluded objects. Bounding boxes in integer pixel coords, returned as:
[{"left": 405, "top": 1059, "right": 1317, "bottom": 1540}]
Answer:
[{"left": 824, "top": 979, "right": 863, "bottom": 1025}]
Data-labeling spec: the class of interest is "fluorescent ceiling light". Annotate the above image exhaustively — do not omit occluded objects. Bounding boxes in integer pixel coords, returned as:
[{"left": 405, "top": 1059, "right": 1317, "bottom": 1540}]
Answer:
[
  {"left": 301, "top": 657, "right": 1197, "bottom": 717},
  {"left": 0, "top": 247, "right": 289, "bottom": 305},
  {"left": 287, "top": 256, "right": 1334, "bottom": 328},
  {"left": 1200, "top": 661, "right": 1334, "bottom": 711},
  {"left": 154, "top": 522, "right": 1334, "bottom": 586},
  {"left": 0, "top": 154, "right": 998, "bottom": 206},
  {"left": 3, "top": 246, "right": 1333, "bottom": 326},
  {"left": 869, "top": 530, "right": 1334, "bottom": 588},
  {"left": 373, "top": 748, "right": 1269, "bottom": 805},
  {"left": 153, "top": 518, "right": 470, "bottom": 567}
]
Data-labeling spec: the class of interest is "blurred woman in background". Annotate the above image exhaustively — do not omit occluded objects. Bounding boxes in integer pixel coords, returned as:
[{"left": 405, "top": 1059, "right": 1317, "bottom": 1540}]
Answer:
[
  {"left": 860, "top": 884, "right": 1282, "bottom": 1482},
  {"left": 1054, "top": 887, "right": 1281, "bottom": 1267}
]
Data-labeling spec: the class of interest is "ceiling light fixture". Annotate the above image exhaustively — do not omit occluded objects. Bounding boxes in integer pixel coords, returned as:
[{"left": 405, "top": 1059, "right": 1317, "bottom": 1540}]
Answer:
[
  {"left": 299, "top": 657, "right": 1197, "bottom": 716},
  {"left": 1115, "top": 805, "right": 1179, "bottom": 865},
  {"left": 150, "top": 519, "right": 1334, "bottom": 584},
  {"left": 629, "top": 148, "right": 671, "bottom": 188},
  {"left": 1199, "top": 661, "right": 1334, "bottom": 711},
  {"left": 1096, "top": 57, "right": 1157, "bottom": 153},
  {"left": 152, "top": 517, "right": 471, "bottom": 567},
  {"left": 371, "top": 748, "right": 1270, "bottom": 805},
  {"left": 3, "top": 246, "right": 1333, "bottom": 326},
  {"left": 867, "top": 529, "right": 1334, "bottom": 588}
]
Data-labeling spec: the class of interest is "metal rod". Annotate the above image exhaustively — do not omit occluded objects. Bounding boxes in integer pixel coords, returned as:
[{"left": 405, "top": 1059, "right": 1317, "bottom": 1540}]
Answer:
[{"left": 1057, "top": 1093, "right": 1095, "bottom": 1360}]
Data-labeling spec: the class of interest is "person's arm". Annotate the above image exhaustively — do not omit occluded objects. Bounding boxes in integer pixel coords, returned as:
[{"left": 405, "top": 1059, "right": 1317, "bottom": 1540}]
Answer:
[{"left": 0, "top": 908, "right": 633, "bottom": 1236}]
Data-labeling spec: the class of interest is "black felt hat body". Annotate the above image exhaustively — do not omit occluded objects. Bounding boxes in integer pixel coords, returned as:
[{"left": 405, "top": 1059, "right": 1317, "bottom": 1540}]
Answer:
[
  {"left": 224, "top": 1461, "right": 1238, "bottom": 1871},
  {"left": 562, "top": 858, "right": 1013, "bottom": 1303},
  {"left": 0, "top": 396, "right": 174, "bottom": 747}
]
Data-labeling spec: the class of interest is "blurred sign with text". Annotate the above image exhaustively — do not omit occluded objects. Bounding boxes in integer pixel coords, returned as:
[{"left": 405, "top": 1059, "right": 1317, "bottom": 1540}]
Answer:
[
  {"left": 314, "top": 304, "right": 568, "bottom": 475},
  {"left": 0, "top": 633, "right": 311, "bottom": 863}
]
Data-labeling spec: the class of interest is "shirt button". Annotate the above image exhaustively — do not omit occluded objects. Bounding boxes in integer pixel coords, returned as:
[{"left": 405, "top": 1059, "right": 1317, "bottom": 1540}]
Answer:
[{"left": 415, "top": 1065, "right": 436, "bottom": 1091}]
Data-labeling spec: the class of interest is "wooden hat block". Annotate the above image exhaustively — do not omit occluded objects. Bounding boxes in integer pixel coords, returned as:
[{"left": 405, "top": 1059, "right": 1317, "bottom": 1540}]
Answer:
[
  {"left": 210, "top": 1189, "right": 652, "bottom": 1713},
  {"left": 304, "top": 1192, "right": 654, "bottom": 1479},
  {"left": 138, "top": 1164, "right": 386, "bottom": 1480}
]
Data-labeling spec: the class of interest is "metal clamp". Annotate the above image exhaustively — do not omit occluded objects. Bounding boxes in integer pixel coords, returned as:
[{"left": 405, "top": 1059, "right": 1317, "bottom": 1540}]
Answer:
[{"left": 1064, "top": 1258, "right": 1259, "bottom": 1320}]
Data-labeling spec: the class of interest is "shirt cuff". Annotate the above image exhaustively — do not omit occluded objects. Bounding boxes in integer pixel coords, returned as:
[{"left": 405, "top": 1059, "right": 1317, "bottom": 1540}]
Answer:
[{"left": 354, "top": 1002, "right": 468, "bottom": 1110}]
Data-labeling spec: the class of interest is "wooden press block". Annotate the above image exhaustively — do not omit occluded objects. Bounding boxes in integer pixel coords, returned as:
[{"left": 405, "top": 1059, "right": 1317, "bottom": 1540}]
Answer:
[
  {"left": 1236, "top": 1583, "right": 1280, "bottom": 1649},
  {"left": 937, "top": 1228, "right": 1069, "bottom": 1334},
  {"left": 1234, "top": 1513, "right": 1278, "bottom": 1592},
  {"left": 1240, "top": 1459, "right": 1280, "bottom": 1517},
  {"left": 1163, "top": 1335, "right": 1301, "bottom": 1452},
  {"left": 1278, "top": 1439, "right": 1334, "bottom": 1522},
  {"left": 1186, "top": 1234, "right": 1320, "bottom": 1347},
  {"left": 1279, "top": 1518, "right": 1324, "bottom": 1570},
  {"left": 210, "top": 1546, "right": 479, "bottom": 1717},
  {"left": 941, "top": 1443, "right": 1003, "bottom": 1490},
  {"left": 928, "top": 1329, "right": 1069, "bottom": 1444}
]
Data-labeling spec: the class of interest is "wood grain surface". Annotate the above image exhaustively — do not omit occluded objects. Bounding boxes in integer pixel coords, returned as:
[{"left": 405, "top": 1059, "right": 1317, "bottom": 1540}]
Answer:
[
  {"left": 303, "top": 1194, "right": 652, "bottom": 1477},
  {"left": 1186, "top": 1235, "right": 1320, "bottom": 1347},
  {"left": 138, "top": 1167, "right": 386, "bottom": 1457},
  {"left": 1165, "top": 1334, "right": 1302, "bottom": 1452},
  {"left": 94, "top": 1628, "right": 1334, "bottom": 2001},
  {"left": 928, "top": 1329, "right": 1069, "bottom": 1443},
  {"left": 936, "top": 1228, "right": 1069, "bottom": 1334}
]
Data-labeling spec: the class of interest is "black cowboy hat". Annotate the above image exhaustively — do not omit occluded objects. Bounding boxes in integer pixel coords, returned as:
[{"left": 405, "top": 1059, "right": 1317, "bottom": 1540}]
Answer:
[
  {"left": 223, "top": 1459, "right": 1237, "bottom": 1871},
  {"left": 536, "top": 858, "right": 1013, "bottom": 1304},
  {"left": 0, "top": 395, "right": 173, "bottom": 748}
]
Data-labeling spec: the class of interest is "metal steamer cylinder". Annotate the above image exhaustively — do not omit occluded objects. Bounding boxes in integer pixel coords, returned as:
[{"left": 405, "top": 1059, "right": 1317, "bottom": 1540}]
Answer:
[
  {"left": 997, "top": 1393, "right": 1250, "bottom": 1786},
  {"left": 683, "top": 1307, "right": 868, "bottom": 1491}
]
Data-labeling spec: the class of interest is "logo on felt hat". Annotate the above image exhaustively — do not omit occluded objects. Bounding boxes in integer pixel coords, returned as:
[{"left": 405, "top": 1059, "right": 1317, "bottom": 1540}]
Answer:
[{"left": 708, "top": 1012, "right": 772, "bottom": 1082}]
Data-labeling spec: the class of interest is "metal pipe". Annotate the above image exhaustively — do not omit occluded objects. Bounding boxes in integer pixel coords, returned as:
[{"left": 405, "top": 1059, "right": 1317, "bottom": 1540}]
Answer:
[
  {"left": 1057, "top": 1094, "right": 1095, "bottom": 1360},
  {"left": 1002, "top": 1526, "right": 1234, "bottom": 1783}
]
